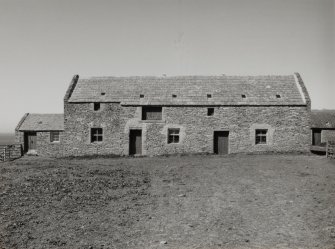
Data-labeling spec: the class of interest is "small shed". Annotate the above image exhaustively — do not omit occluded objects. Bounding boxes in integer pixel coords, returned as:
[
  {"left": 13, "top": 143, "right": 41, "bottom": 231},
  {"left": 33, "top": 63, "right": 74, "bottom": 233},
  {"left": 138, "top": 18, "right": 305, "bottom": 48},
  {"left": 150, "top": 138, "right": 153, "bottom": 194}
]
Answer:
[
  {"left": 15, "top": 113, "right": 64, "bottom": 155},
  {"left": 311, "top": 110, "right": 335, "bottom": 147}
]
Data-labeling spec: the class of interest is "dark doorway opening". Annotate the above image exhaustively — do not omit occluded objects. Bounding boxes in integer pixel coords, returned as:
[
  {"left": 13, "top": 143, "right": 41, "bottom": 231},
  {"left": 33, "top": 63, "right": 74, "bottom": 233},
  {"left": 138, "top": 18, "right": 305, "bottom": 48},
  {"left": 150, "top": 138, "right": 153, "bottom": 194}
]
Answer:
[
  {"left": 24, "top": 132, "right": 37, "bottom": 152},
  {"left": 214, "top": 131, "right": 229, "bottom": 154},
  {"left": 312, "top": 129, "right": 322, "bottom": 146},
  {"left": 129, "top": 130, "right": 142, "bottom": 155}
]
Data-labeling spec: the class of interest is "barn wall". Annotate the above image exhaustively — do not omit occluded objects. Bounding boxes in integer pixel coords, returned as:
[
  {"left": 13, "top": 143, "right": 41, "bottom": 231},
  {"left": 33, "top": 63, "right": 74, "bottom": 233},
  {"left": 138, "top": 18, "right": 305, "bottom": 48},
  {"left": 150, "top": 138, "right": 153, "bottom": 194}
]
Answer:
[
  {"left": 62, "top": 102, "right": 137, "bottom": 156},
  {"left": 61, "top": 102, "right": 310, "bottom": 157}
]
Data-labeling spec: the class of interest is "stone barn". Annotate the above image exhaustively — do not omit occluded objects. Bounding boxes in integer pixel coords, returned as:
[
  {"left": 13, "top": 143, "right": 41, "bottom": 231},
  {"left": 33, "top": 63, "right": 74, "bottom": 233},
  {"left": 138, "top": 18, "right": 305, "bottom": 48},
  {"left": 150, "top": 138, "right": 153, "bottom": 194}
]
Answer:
[
  {"left": 311, "top": 110, "right": 335, "bottom": 147},
  {"left": 16, "top": 73, "right": 311, "bottom": 157}
]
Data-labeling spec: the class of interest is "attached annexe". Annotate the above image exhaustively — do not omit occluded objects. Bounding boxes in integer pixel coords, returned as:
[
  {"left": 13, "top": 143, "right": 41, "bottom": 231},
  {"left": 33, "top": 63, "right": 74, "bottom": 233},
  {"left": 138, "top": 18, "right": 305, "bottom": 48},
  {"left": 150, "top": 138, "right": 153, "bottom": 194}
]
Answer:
[
  {"left": 16, "top": 73, "right": 311, "bottom": 157},
  {"left": 15, "top": 114, "right": 64, "bottom": 156}
]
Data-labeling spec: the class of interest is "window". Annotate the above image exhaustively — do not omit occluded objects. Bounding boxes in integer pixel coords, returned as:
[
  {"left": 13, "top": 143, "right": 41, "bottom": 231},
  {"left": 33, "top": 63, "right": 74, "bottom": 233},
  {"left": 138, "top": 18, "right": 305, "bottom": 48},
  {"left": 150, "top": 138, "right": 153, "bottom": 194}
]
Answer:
[
  {"left": 50, "top": 131, "right": 60, "bottom": 142},
  {"left": 255, "top": 129, "right": 267, "bottom": 144},
  {"left": 276, "top": 94, "right": 281, "bottom": 98},
  {"left": 140, "top": 94, "right": 144, "bottom": 98},
  {"left": 101, "top": 92, "right": 106, "bottom": 96},
  {"left": 207, "top": 108, "right": 214, "bottom": 116},
  {"left": 142, "top": 106, "right": 162, "bottom": 120},
  {"left": 168, "top": 128, "right": 180, "bottom": 144},
  {"left": 172, "top": 94, "right": 177, "bottom": 98},
  {"left": 91, "top": 128, "right": 103, "bottom": 142},
  {"left": 94, "top": 103, "right": 100, "bottom": 111},
  {"left": 207, "top": 94, "right": 212, "bottom": 98},
  {"left": 241, "top": 94, "right": 246, "bottom": 98}
]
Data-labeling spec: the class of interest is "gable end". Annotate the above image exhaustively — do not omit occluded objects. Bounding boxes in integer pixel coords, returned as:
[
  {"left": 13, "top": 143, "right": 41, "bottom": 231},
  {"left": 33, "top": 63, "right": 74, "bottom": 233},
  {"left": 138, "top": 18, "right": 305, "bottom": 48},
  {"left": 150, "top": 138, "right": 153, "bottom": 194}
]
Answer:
[{"left": 64, "top": 75, "right": 79, "bottom": 102}]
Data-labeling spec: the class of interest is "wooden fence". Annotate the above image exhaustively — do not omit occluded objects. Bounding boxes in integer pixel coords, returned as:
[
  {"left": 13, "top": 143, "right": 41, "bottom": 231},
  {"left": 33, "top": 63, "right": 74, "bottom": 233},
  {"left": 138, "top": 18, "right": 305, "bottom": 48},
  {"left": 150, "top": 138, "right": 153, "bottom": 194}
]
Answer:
[
  {"left": 0, "top": 144, "right": 23, "bottom": 162},
  {"left": 326, "top": 141, "right": 335, "bottom": 159}
]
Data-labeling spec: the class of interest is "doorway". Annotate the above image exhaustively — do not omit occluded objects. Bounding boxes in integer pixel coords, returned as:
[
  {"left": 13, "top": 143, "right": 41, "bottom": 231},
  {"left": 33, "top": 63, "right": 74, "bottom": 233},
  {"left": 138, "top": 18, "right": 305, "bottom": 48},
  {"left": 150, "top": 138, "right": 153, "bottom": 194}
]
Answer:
[
  {"left": 214, "top": 131, "right": 229, "bottom": 154},
  {"left": 129, "top": 129, "right": 142, "bottom": 155},
  {"left": 24, "top": 132, "right": 37, "bottom": 152}
]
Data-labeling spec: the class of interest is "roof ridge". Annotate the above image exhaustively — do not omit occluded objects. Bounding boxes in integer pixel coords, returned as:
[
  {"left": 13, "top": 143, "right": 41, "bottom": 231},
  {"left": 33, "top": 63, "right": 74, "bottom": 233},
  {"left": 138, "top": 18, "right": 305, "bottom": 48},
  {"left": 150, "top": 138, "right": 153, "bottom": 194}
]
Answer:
[{"left": 78, "top": 74, "right": 295, "bottom": 80}]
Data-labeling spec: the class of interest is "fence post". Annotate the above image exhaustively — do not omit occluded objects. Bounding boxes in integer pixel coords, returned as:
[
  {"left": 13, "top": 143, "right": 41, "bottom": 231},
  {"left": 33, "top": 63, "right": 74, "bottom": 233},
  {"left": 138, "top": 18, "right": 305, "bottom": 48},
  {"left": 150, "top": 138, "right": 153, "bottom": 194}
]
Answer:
[{"left": 326, "top": 141, "right": 329, "bottom": 158}]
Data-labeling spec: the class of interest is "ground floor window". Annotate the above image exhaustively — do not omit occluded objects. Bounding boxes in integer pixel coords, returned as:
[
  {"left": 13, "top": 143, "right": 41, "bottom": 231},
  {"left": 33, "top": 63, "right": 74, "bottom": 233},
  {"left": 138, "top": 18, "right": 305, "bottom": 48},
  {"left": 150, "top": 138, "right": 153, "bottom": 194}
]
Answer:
[
  {"left": 50, "top": 131, "right": 60, "bottom": 142},
  {"left": 255, "top": 129, "right": 267, "bottom": 144},
  {"left": 91, "top": 128, "right": 103, "bottom": 142},
  {"left": 168, "top": 128, "right": 180, "bottom": 144}
]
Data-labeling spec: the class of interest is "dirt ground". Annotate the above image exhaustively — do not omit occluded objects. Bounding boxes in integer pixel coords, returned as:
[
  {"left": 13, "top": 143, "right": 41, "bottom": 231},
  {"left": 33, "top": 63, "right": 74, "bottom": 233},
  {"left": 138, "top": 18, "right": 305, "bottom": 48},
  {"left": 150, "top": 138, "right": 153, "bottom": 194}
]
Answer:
[{"left": 1, "top": 154, "right": 335, "bottom": 249}]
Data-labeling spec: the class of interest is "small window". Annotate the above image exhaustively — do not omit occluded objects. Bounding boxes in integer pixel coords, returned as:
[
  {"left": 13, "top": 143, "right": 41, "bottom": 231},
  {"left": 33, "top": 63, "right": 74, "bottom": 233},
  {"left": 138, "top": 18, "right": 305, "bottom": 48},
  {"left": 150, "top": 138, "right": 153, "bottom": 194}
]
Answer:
[
  {"left": 255, "top": 129, "right": 267, "bottom": 144},
  {"left": 91, "top": 128, "right": 103, "bottom": 143},
  {"left": 172, "top": 94, "right": 177, "bottom": 98},
  {"left": 168, "top": 128, "right": 180, "bottom": 144},
  {"left": 207, "top": 94, "right": 212, "bottom": 98},
  {"left": 142, "top": 106, "right": 162, "bottom": 120},
  {"left": 241, "top": 94, "right": 246, "bottom": 98},
  {"left": 94, "top": 103, "right": 100, "bottom": 111},
  {"left": 50, "top": 131, "right": 60, "bottom": 142},
  {"left": 207, "top": 108, "right": 214, "bottom": 116},
  {"left": 101, "top": 92, "right": 105, "bottom": 96},
  {"left": 276, "top": 94, "right": 281, "bottom": 98},
  {"left": 140, "top": 94, "right": 144, "bottom": 98}
]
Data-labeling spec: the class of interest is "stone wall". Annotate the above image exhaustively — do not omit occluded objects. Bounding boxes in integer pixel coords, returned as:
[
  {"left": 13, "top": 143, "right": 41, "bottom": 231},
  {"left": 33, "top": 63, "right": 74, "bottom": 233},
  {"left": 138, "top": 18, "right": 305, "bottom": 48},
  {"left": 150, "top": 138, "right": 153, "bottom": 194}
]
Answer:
[
  {"left": 322, "top": 130, "right": 335, "bottom": 143},
  {"left": 60, "top": 101, "right": 311, "bottom": 157}
]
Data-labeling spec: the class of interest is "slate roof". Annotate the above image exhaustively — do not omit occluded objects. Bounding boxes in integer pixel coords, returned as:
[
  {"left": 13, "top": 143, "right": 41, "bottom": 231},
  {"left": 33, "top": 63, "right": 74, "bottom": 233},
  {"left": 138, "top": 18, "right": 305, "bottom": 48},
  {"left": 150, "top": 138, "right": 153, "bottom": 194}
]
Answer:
[
  {"left": 68, "top": 74, "right": 307, "bottom": 106},
  {"left": 311, "top": 110, "right": 335, "bottom": 129},
  {"left": 18, "top": 114, "right": 64, "bottom": 131}
]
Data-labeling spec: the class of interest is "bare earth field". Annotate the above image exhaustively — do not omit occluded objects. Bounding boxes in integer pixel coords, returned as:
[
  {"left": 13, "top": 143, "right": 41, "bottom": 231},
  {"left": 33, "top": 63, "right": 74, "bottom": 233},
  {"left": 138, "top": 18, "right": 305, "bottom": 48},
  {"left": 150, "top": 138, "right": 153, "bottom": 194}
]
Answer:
[{"left": 1, "top": 154, "right": 335, "bottom": 249}]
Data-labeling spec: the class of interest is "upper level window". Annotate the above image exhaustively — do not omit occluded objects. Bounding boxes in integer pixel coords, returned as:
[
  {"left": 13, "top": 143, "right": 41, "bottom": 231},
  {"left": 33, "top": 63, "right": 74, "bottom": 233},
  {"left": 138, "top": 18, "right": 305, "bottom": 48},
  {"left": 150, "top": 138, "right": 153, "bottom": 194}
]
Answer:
[
  {"left": 255, "top": 129, "right": 267, "bottom": 144},
  {"left": 50, "top": 131, "right": 60, "bottom": 142},
  {"left": 142, "top": 106, "right": 162, "bottom": 120},
  {"left": 93, "top": 103, "right": 101, "bottom": 111},
  {"left": 91, "top": 128, "right": 103, "bottom": 142},
  {"left": 276, "top": 94, "right": 281, "bottom": 99},
  {"left": 207, "top": 108, "right": 214, "bottom": 116},
  {"left": 207, "top": 94, "right": 212, "bottom": 98},
  {"left": 241, "top": 94, "right": 246, "bottom": 98},
  {"left": 168, "top": 128, "right": 180, "bottom": 144}
]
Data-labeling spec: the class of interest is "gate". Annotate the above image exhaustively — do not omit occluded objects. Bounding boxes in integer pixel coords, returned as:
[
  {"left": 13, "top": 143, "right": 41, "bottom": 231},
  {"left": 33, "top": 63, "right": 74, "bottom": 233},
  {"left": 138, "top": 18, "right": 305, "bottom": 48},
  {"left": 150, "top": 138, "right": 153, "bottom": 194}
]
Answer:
[{"left": 0, "top": 144, "right": 23, "bottom": 162}]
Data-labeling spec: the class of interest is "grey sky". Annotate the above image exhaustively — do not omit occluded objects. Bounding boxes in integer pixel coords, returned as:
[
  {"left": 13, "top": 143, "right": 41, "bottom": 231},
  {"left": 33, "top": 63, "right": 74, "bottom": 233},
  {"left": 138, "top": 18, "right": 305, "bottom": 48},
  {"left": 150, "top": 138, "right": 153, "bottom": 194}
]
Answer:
[{"left": 0, "top": 0, "right": 334, "bottom": 133}]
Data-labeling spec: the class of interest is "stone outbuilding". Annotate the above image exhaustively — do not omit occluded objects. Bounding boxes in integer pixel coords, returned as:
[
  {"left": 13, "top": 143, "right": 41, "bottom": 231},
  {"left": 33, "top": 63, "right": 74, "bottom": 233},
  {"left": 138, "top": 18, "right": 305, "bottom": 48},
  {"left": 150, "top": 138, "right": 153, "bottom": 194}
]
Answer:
[
  {"left": 311, "top": 110, "right": 335, "bottom": 147},
  {"left": 15, "top": 113, "right": 64, "bottom": 156},
  {"left": 16, "top": 73, "right": 312, "bottom": 157}
]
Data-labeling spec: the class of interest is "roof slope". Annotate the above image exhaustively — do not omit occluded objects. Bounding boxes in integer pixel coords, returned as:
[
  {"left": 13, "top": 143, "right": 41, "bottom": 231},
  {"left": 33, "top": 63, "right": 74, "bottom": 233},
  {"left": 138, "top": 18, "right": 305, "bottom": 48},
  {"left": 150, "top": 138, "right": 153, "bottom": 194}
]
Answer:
[
  {"left": 68, "top": 74, "right": 307, "bottom": 106},
  {"left": 18, "top": 114, "right": 64, "bottom": 131},
  {"left": 311, "top": 110, "right": 335, "bottom": 129}
]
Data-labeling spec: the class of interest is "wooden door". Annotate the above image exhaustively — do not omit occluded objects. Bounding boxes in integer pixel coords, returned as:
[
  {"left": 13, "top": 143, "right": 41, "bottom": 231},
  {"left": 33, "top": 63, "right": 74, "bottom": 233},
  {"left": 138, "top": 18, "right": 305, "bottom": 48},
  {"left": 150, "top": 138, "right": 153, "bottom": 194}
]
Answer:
[
  {"left": 25, "top": 132, "right": 37, "bottom": 151},
  {"left": 214, "top": 131, "right": 229, "bottom": 154},
  {"left": 129, "top": 130, "right": 142, "bottom": 155},
  {"left": 312, "top": 129, "right": 322, "bottom": 146}
]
